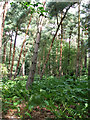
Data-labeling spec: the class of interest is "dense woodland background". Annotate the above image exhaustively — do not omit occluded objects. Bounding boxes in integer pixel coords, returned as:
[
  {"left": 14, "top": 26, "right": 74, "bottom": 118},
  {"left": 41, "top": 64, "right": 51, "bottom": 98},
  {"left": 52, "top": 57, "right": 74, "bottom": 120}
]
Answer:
[{"left": 0, "top": 0, "right": 89, "bottom": 119}]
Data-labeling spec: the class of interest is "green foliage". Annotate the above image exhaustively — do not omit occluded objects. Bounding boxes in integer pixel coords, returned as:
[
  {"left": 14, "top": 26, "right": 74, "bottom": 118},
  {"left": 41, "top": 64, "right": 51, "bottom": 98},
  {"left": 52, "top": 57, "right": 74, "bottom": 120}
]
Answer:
[
  {"left": 2, "top": 75, "right": 88, "bottom": 119},
  {"left": 1, "top": 64, "right": 8, "bottom": 77}
]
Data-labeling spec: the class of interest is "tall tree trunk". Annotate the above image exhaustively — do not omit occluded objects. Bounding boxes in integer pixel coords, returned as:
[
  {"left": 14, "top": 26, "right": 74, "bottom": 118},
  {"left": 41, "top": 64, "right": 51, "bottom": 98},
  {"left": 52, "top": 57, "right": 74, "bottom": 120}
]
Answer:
[
  {"left": 14, "top": 15, "right": 32, "bottom": 78},
  {"left": 56, "top": 15, "right": 58, "bottom": 66},
  {"left": 19, "top": 46, "right": 27, "bottom": 76},
  {"left": 2, "top": 41, "right": 7, "bottom": 64},
  {"left": 26, "top": 30, "right": 41, "bottom": 89},
  {"left": 59, "top": 12, "right": 63, "bottom": 76},
  {"left": 76, "top": 2, "right": 80, "bottom": 77},
  {"left": 40, "top": 4, "right": 74, "bottom": 80},
  {"left": 26, "top": 17, "right": 44, "bottom": 89},
  {"left": 67, "top": 32, "right": 71, "bottom": 74},
  {"left": 8, "top": 31, "right": 13, "bottom": 68},
  {"left": 84, "top": 48, "right": 87, "bottom": 68},
  {"left": 26, "top": 2, "right": 46, "bottom": 89},
  {"left": 80, "top": 30, "right": 83, "bottom": 75},
  {"left": 10, "top": 28, "right": 18, "bottom": 78},
  {"left": 88, "top": 32, "right": 90, "bottom": 80},
  {"left": 0, "top": 1, "right": 8, "bottom": 63}
]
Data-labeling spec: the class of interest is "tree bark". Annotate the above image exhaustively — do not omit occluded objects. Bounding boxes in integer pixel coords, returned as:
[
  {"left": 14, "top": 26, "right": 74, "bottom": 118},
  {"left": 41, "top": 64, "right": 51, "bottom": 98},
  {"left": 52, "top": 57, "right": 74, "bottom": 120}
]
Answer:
[
  {"left": 8, "top": 31, "right": 13, "bottom": 67},
  {"left": 19, "top": 46, "right": 27, "bottom": 76},
  {"left": 14, "top": 15, "right": 32, "bottom": 78},
  {"left": 40, "top": 4, "right": 73, "bottom": 80},
  {"left": 26, "top": 31, "right": 41, "bottom": 89},
  {"left": 67, "top": 32, "right": 72, "bottom": 74},
  {"left": 10, "top": 28, "right": 18, "bottom": 78},
  {"left": 59, "top": 12, "right": 63, "bottom": 76},
  {"left": 26, "top": 2, "right": 46, "bottom": 89},
  {"left": 0, "top": 1, "right": 8, "bottom": 63},
  {"left": 84, "top": 48, "right": 87, "bottom": 68},
  {"left": 76, "top": 2, "right": 80, "bottom": 77},
  {"left": 2, "top": 40, "right": 7, "bottom": 64},
  {"left": 80, "top": 30, "right": 83, "bottom": 75}
]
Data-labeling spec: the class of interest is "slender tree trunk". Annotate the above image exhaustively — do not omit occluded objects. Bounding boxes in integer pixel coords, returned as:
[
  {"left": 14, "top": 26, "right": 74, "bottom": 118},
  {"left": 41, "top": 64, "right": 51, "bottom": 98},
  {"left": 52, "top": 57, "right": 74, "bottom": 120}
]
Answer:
[
  {"left": 10, "top": 28, "right": 18, "bottom": 78},
  {"left": 0, "top": 1, "right": 8, "bottom": 63},
  {"left": 14, "top": 15, "right": 32, "bottom": 78},
  {"left": 56, "top": 15, "right": 59, "bottom": 64},
  {"left": 88, "top": 33, "right": 90, "bottom": 80},
  {"left": 67, "top": 32, "right": 71, "bottom": 74},
  {"left": 40, "top": 4, "right": 73, "bottom": 80},
  {"left": 59, "top": 12, "right": 63, "bottom": 76},
  {"left": 80, "top": 31, "right": 83, "bottom": 75},
  {"left": 84, "top": 48, "right": 87, "bottom": 68},
  {"left": 76, "top": 2, "right": 80, "bottom": 77},
  {"left": 8, "top": 31, "right": 13, "bottom": 68},
  {"left": 2, "top": 41, "right": 7, "bottom": 64}
]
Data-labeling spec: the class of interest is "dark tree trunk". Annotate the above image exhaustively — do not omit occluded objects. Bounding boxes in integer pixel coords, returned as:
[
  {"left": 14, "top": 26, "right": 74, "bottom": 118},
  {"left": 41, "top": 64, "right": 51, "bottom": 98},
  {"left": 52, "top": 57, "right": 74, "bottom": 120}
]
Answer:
[
  {"left": 84, "top": 48, "right": 87, "bottom": 68},
  {"left": 10, "top": 28, "right": 18, "bottom": 78},
  {"left": 2, "top": 41, "right": 7, "bottom": 64},
  {"left": 8, "top": 31, "right": 13, "bottom": 69},
  {"left": 76, "top": 2, "right": 80, "bottom": 77},
  {"left": 80, "top": 31, "right": 84, "bottom": 75}
]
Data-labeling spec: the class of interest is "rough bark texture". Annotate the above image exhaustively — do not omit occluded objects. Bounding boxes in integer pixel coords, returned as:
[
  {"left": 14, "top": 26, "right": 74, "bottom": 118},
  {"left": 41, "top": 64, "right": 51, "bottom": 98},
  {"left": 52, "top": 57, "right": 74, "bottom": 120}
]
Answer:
[
  {"left": 10, "top": 28, "right": 18, "bottom": 78},
  {"left": 59, "top": 12, "right": 63, "bottom": 76},
  {"left": 26, "top": 2, "right": 46, "bottom": 89},
  {"left": 40, "top": 4, "right": 73, "bottom": 80},
  {"left": 26, "top": 32, "right": 41, "bottom": 89},
  {"left": 14, "top": 15, "right": 32, "bottom": 78},
  {"left": 76, "top": 3, "right": 80, "bottom": 77}
]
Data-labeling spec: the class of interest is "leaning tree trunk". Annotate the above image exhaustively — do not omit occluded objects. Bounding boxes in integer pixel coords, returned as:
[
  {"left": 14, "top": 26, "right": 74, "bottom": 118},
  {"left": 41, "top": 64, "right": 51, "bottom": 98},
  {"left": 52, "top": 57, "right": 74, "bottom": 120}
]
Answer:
[
  {"left": 40, "top": 4, "right": 73, "bottom": 80},
  {"left": 10, "top": 28, "right": 18, "bottom": 78},
  {"left": 14, "top": 14, "right": 32, "bottom": 78},
  {"left": 59, "top": 12, "right": 63, "bottom": 76},
  {"left": 26, "top": 1, "right": 46, "bottom": 89},
  {"left": 26, "top": 15, "right": 44, "bottom": 89},
  {"left": 76, "top": 2, "right": 80, "bottom": 77}
]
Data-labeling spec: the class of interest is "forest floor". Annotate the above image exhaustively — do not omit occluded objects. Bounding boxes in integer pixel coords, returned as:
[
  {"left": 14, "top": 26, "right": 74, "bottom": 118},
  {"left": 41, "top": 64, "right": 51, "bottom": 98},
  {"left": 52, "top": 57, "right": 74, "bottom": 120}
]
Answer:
[
  {"left": 3, "top": 103, "right": 56, "bottom": 120},
  {"left": 2, "top": 75, "right": 88, "bottom": 119}
]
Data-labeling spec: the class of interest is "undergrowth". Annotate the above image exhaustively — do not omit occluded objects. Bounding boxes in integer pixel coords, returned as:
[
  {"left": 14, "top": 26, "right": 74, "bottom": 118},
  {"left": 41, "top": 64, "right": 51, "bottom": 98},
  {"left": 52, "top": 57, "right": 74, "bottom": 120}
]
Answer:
[{"left": 2, "top": 75, "right": 88, "bottom": 119}]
